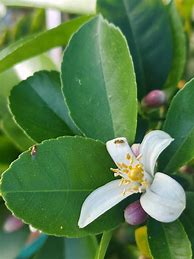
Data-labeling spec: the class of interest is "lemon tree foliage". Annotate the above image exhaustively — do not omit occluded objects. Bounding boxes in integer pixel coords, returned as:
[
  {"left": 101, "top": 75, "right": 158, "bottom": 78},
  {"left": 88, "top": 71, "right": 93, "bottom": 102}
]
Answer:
[{"left": 0, "top": 1, "right": 193, "bottom": 258}]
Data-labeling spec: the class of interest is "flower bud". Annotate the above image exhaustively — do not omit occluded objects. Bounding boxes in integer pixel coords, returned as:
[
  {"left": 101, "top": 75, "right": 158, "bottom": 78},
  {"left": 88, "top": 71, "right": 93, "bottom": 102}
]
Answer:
[
  {"left": 3, "top": 215, "right": 24, "bottom": 233},
  {"left": 124, "top": 200, "right": 148, "bottom": 225},
  {"left": 142, "top": 90, "right": 166, "bottom": 108}
]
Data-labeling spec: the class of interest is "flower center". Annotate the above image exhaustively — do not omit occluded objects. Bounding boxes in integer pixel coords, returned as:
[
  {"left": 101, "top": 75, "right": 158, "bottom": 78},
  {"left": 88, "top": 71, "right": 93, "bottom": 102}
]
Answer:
[{"left": 111, "top": 153, "right": 148, "bottom": 193}]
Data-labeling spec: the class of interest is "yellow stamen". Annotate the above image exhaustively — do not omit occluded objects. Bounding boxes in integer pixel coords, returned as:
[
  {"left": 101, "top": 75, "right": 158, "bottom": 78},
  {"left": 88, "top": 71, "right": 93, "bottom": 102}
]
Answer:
[
  {"left": 110, "top": 168, "right": 119, "bottom": 173},
  {"left": 122, "top": 163, "right": 128, "bottom": 169}
]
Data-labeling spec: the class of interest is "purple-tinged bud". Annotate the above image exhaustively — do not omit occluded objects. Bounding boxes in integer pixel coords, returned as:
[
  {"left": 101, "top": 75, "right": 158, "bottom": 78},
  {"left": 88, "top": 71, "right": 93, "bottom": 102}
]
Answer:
[
  {"left": 124, "top": 200, "right": 148, "bottom": 225},
  {"left": 142, "top": 90, "right": 166, "bottom": 108},
  {"left": 3, "top": 215, "right": 24, "bottom": 233}
]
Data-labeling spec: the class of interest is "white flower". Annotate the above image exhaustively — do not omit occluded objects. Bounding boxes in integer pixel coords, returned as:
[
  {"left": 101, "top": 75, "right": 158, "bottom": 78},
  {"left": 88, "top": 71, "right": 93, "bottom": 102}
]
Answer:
[{"left": 78, "top": 130, "right": 186, "bottom": 228}]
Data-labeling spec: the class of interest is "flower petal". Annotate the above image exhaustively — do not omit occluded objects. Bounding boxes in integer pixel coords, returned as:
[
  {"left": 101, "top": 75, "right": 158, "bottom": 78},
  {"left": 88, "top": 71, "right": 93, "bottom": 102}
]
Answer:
[
  {"left": 106, "top": 137, "right": 137, "bottom": 166},
  {"left": 139, "top": 130, "right": 174, "bottom": 175},
  {"left": 140, "top": 172, "right": 186, "bottom": 222},
  {"left": 131, "top": 143, "right": 140, "bottom": 157},
  {"left": 78, "top": 179, "right": 135, "bottom": 228}
]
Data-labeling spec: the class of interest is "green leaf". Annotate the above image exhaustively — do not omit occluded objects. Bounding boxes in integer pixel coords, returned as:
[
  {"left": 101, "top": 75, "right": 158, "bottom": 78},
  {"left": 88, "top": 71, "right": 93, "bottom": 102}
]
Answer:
[
  {"left": 148, "top": 219, "right": 192, "bottom": 259},
  {"left": 97, "top": 0, "right": 173, "bottom": 95},
  {"left": 160, "top": 79, "right": 194, "bottom": 173},
  {"left": 0, "top": 16, "right": 91, "bottom": 73},
  {"left": 0, "top": 68, "right": 34, "bottom": 151},
  {"left": 180, "top": 192, "right": 194, "bottom": 255},
  {"left": 33, "top": 236, "right": 97, "bottom": 259},
  {"left": 9, "top": 71, "right": 80, "bottom": 143},
  {"left": 2, "top": 0, "right": 96, "bottom": 14},
  {"left": 62, "top": 16, "right": 137, "bottom": 143},
  {"left": 164, "top": 2, "right": 186, "bottom": 90},
  {"left": 0, "top": 54, "right": 56, "bottom": 150},
  {"left": 0, "top": 136, "right": 129, "bottom": 237}
]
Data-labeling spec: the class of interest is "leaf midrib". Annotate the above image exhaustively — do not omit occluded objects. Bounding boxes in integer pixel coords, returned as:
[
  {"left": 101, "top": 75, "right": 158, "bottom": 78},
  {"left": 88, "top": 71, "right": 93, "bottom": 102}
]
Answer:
[{"left": 96, "top": 18, "right": 115, "bottom": 136}]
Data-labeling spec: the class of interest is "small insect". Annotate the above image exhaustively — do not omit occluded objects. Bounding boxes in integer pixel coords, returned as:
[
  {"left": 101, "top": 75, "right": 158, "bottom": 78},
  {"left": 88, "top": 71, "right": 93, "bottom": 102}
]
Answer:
[
  {"left": 31, "top": 145, "right": 37, "bottom": 156},
  {"left": 114, "top": 139, "right": 125, "bottom": 144}
]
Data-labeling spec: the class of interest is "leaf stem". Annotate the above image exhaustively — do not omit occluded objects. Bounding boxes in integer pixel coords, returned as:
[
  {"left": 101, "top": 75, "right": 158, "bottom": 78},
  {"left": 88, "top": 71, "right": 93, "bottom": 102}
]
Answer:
[{"left": 95, "top": 231, "right": 113, "bottom": 259}]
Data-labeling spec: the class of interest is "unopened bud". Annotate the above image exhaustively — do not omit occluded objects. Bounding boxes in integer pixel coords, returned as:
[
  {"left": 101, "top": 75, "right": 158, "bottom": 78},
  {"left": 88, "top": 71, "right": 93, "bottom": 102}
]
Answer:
[
  {"left": 142, "top": 90, "right": 166, "bottom": 108},
  {"left": 124, "top": 200, "right": 148, "bottom": 225},
  {"left": 3, "top": 215, "right": 24, "bottom": 233}
]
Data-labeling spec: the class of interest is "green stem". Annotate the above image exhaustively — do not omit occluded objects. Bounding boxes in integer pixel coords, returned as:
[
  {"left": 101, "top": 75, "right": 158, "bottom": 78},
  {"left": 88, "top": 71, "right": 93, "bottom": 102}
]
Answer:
[{"left": 95, "top": 231, "right": 113, "bottom": 259}]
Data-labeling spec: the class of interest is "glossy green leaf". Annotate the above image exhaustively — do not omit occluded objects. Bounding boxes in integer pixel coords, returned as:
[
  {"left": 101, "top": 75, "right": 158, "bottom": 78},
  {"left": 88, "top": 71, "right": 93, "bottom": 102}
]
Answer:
[
  {"left": 0, "top": 16, "right": 91, "bottom": 73},
  {"left": 2, "top": 0, "right": 96, "bottom": 14},
  {"left": 164, "top": 2, "right": 186, "bottom": 90},
  {"left": 160, "top": 79, "right": 194, "bottom": 173},
  {"left": 0, "top": 136, "right": 129, "bottom": 237},
  {"left": 0, "top": 55, "right": 56, "bottom": 150},
  {"left": 9, "top": 71, "right": 79, "bottom": 143},
  {"left": 97, "top": 0, "right": 173, "bottom": 95},
  {"left": 148, "top": 219, "right": 192, "bottom": 259},
  {"left": 33, "top": 236, "right": 97, "bottom": 259},
  {"left": 180, "top": 192, "right": 194, "bottom": 254},
  {"left": 0, "top": 68, "right": 34, "bottom": 151},
  {"left": 62, "top": 16, "right": 137, "bottom": 143}
]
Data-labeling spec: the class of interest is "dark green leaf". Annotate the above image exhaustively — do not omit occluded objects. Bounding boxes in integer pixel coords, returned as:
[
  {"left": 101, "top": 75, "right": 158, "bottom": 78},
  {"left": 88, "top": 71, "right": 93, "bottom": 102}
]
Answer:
[
  {"left": 148, "top": 219, "right": 192, "bottom": 259},
  {"left": 180, "top": 192, "right": 194, "bottom": 255},
  {"left": 97, "top": 0, "right": 173, "bottom": 95},
  {"left": 9, "top": 71, "right": 80, "bottom": 143},
  {"left": 0, "top": 68, "right": 34, "bottom": 151},
  {"left": 62, "top": 16, "right": 137, "bottom": 143},
  {"left": 160, "top": 79, "right": 194, "bottom": 173},
  {"left": 0, "top": 16, "right": 91, "bottom": 73},
  {"left": 0, "top": 55, "right": 56, "bottom": 150},
  {"left": 0, "top": 136, "right": 128, "bottom": 237},
  {"left": 164, "top": 2, "right": 186, "bottom": 90}
]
